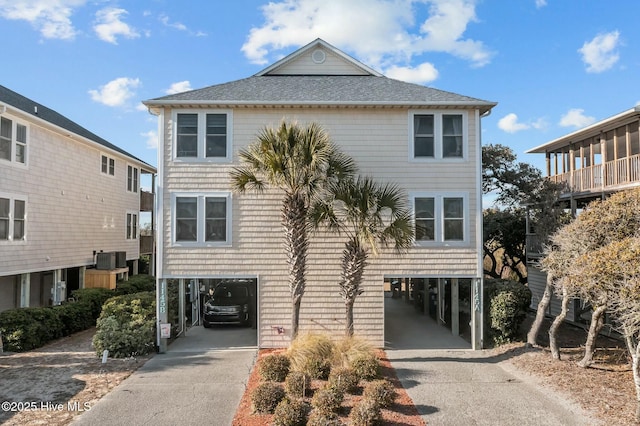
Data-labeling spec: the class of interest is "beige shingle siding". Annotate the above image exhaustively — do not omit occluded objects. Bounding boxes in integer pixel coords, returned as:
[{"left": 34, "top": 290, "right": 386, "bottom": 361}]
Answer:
[
  {"left": 0, "top": 116, "right": 141, "bottom": 276},
  {"left": 161, "top": 106, "right": 481, "bottom": 347},
  {"left": 268, "top": 47, "right": 370, "bottom": 76}
]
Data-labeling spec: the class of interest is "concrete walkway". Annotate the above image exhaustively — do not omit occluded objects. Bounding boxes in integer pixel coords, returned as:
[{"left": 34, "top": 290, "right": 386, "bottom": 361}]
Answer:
[
  {"left": 71, "top": 325, "right": 257, "bottom": 426},
  {"left": 384, "top": 296, "right": 600, "bottom": 425}
]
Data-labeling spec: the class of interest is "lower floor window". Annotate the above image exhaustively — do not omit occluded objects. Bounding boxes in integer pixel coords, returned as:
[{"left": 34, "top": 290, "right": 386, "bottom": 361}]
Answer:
[
  {"left": 0, "top": 195, "right": 26, "bottom": 241},
  {"left": 173, "top": 193, "right": 231, "bottom": 245}
]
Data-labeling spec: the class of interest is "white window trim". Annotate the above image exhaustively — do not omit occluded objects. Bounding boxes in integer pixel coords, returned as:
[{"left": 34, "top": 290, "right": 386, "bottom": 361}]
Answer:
[
  {"left": 170, "top": 192, "right": 232, "bottom": 247},
  {"left": 127, "top": 164, "right": 139, "bottom": 193},
  {"left": 0, "top": 192, "right": 27, "bottom": 244},
  {"left": 172, "top": 109, "right": 233, "bottom": 163},
  {"left": 126, "top": 211, "right": 138, "bottom": 240},
  {"left": 408, "top": 110, "right": 468, "bottom": 161},
  {"left": 0, "top": 114, "right": 29, "bottom": 167},
  {"left": 100, "top": 153, "right": 116, "bottom": 177},
  {"left": 410, "top": 191, "right": 469, "bottom": 246}
]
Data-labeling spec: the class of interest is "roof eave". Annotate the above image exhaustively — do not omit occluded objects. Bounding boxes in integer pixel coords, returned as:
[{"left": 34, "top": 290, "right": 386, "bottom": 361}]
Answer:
[{"left": 527, "top": 105, "right": 640, "bottom": 154}]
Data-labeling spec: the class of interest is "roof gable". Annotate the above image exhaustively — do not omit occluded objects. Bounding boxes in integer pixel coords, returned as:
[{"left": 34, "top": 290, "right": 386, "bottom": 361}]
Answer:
[{"left": 256, "top": 38, "right": 382, "bottom": 77}]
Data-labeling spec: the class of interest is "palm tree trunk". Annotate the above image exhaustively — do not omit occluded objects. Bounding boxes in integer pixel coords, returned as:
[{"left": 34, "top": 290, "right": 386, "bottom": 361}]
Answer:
[
  {"left": 577, "top": 305, "right": 606, "bottom": 368},
  {"left": 340, "top": 239, "right": 367, "bottom": 336},
  {"left": 527, "top": 274, "right": 553, "bottom": 347},
  {"left": 282, "top": 193, "right": 309, "bottom": 340},
  {"left": 549, "top": 286, "right": 569, "bottom": 360}
]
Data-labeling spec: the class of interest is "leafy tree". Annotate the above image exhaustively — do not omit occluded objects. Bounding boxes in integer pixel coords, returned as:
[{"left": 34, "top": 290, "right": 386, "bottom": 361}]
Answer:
[
  {"left": 231, "top": 121, "right": 356, "bottom": 339},
  {"left": 311, "top": 176, "right": 413, "bottom": 336},
  {"left": 483, "top": 208, "right": 527, "bottom": 283}
]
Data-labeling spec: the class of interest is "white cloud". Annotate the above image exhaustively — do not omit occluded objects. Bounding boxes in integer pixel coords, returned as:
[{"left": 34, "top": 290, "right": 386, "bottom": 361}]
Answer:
[
  {"left": 159, "top": 14, "right": 186, "bottom": 31},
  {"left": 89, "top": 77, "right": 140, "bottom": 107},
  {"left": 142, "top": 130, "right": 157, "bottom": 149},
  {"left": 166, "top": 81, "right": 193, "bottom": 94},
  {"left": 384, "top": 62, "right": 438, "bottom": 84},
  {"left": 498, "top": 113, "right": 530, "bottom": 133},
  {"left": 241, "top": 0, "right": 492, "bottom": 70},
  {"left": 0, "top": 0, "right": 85, "bottom": 40},
  {"left": 559, "top": 108, "right": 596, "bottom": 128},
  {"left": 93, "top": 7, "right": 139, "bottom": 44},
  {"left": 578, "top": 30, "right": 620, "bottom": 73},
  {"left": 535, "top": 0, "right": 547, "bottom": 8}
]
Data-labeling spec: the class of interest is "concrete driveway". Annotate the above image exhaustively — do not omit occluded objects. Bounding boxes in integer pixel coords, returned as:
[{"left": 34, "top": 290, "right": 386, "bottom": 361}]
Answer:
[{"left": 384, "top": 296, "right": 600, "bottom": 425}]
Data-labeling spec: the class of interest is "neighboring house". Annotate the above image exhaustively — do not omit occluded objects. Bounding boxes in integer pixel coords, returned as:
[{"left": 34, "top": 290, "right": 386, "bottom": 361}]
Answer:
[
  {"left": 0, "top": 85, "right": 156, "bottom": 313},
  {"left": 144, "top": 39, "right": 496, "bottom": 350},
  {"left": 526, "top": 106, "right": 640, "bottom": 323}
]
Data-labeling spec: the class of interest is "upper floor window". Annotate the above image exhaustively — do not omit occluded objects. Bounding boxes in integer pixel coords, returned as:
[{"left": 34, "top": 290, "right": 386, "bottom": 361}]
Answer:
[
  {"left": 172, "top": 192, "right": 231, "bottom": 246},
  {"left": 126, "top": 213, "right": 138, "bottom": 240},
  {"left": 410, "top": 111, "right": 466, "bottom": 160},
  {"left": 127, "top": 165, "right": 139, "bottom": 192},
  {"left": 0, "top": 194, "right": 26, "bottom": 242},
  {"left": 174, "top": 111, "right": 232, "bottom": 161},
  {"left": 101, "top": 154, "right": 115, "bottom": 176},
  {"left": 412, "top": 193, "right": 468, "bottom": 244},
  {"left": 0, "top": 116, "right": 27, "bottom": 165}
]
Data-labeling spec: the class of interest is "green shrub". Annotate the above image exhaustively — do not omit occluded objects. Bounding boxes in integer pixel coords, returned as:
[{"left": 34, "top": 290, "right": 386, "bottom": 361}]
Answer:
[
  {"left": 0, "top": 307, "right": 63, "bottom": 352},
  {"left": 114, "top": 274, "right": 155, "bottom": 296},
  {"left": 272, "top": 398, "right": 309, "bottom": 426},
  {"left": 307, "top": 411, "right": 344, "bottom": 426},
  {"left": 362, "top": 379, "right": 396, "bottom": 408},
  {"left": 251, "top": 382, "right": 285, "bottom": 414},
  {"left": 259, "top": 353, "right": 291, "bottom": 382},
  {"left": 71, "top": 288, "right": 113, "bottom": 321},
  {"left": 328, "top": 367, "right": 359, "bottom": 394},
  {"left": 349, "top": 398, "right": 381, "bottom": 426},
  {"left": 53, "top": 302, "right": 94, "bottom": 335},
  {"left": 484, "top": 279, "right": 532, "bottom": 345},
  {"left": 92, "top": 291, "right": 156, "bottom": 358},
  {"left": 284, "top": 371, "right": 310, "bottom": 399},
  {"left": 311, "top": 386, "right": 344, "bottom": 416},
  {"left": 350, "top": 353, "right": 380, "bottom": 381}
]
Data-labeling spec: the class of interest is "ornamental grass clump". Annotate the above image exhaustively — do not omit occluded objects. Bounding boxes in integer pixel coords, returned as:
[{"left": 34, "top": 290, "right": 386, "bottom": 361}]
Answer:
[
  {"left": 362, "top": 379, "right": 397, "bottom": 408},
  {"left": 284, "top": 371, "right": 310, "bottom": 399},
  {"left": 259, "top": 353, "right": 291, "bottom": 382},
  {"left": 272, "top": 398, "right": 310, "bottom": 426},
  {"left": 251, "top": 381, "right": 285, "bottom": 414},
  {"left": 288, "top": 333, "right": 335, "bottom": 379}
]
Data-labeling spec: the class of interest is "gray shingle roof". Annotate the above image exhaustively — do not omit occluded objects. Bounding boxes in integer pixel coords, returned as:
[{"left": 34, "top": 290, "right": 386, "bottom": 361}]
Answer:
[
  {"left": 145, "top": 75, "right": 496, "bottom": 112},
  {"left": 0, "top": 85, "right": 153, "bottom": 169}
]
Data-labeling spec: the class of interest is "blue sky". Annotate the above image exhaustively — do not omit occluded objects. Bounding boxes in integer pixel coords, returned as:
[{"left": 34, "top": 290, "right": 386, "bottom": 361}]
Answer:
[{"left": 2, "top": 0, "right": 639, "bottom": 188}]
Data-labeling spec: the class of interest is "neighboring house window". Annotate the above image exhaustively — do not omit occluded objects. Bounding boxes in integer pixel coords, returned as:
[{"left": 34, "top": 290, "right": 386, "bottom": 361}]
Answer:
[
  {"left": 0, "top": 195, "right": 27, "bottom": 242},
  {"left": 126, "top": 213, "right": 138, "bottom": 240},
  {"left": 127, "top": 165, "right": 139, "bottom": 192},
  {"left": 172, "top": 193, "right": 231, "bottom": 245},
  {"left": 0, "top": 116, "right": 27, "bottom": 165},
  {"left": 101, "top": 155, "right": 115, "bottom": 176},
  {"left": 174, "top": 111, "right": 232, "bottom": 161},
  {"left": 412, "top": 193, "right": 468, "bottom": 244},
  {"left": 411, "top": 111, "right": 466, "bottom": 160}
]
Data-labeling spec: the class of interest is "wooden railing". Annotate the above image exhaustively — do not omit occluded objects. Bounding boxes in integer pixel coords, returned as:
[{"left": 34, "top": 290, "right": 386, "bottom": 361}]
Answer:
[
  {"left": 140, "top": 235, "right": 154, "bottom": 255},
  {"left": 550, "top": 154, "right": 640, "bottom": 194},
  {"left": 140, "top": 190, "right": 154, "bottom": 212}
]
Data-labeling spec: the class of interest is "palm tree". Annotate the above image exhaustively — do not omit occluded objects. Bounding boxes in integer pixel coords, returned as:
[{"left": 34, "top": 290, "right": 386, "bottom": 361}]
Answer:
[
  {"left": 230, "top": 120, "right": 356, "bottom": 339},
  {"left": 311, "top": 176, "right": 414, "bottom": 336}
]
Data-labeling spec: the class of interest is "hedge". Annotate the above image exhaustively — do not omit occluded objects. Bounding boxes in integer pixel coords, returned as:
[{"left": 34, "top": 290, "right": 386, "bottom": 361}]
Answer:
[
  {"left": 483, "top": 278, "right": 532, "bottom": 345},
  {"left": 92, "top": 291, "right": 157, "bottom": 358}
]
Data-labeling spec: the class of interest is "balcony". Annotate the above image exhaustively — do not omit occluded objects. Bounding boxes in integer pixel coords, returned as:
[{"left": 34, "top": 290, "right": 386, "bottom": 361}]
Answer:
[
  {"left": 140, "top": 235, "right": 154, "bottom": 255},
  {"left": 140, "top": 190, "right": 154, "bottom": 212}
]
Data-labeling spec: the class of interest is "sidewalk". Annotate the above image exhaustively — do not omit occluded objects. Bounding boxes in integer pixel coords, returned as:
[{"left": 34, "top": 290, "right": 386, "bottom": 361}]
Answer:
[
  {"left": 384, "top": 297, "right": 600, "bottom": 425},
  {"left": 71, "top": 326, "right": 257, "bottom": 426}
]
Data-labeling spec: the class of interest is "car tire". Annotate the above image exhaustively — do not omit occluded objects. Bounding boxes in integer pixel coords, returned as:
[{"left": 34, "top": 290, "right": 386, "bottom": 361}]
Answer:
[{"left": 203, "top": 321, "right": 211, "bottom": 329}]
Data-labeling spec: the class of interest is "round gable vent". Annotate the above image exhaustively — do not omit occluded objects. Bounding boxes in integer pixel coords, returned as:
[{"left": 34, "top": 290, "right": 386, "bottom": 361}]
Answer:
[{"left": 311, "top": 48, "right": 326, "bottom": 64}]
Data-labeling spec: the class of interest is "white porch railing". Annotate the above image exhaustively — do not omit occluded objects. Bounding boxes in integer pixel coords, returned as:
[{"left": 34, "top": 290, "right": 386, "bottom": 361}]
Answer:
[{"left": 551, "top": 154, "right": 640, "bottom": 194}]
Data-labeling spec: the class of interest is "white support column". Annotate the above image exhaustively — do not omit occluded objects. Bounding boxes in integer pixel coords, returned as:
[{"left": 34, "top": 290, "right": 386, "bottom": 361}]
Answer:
[
  {"left": 451, "top": 278, "right": 459, "bottom": 337},
  {"left": 79, "top": 266, "right": 86, "bottom": 289},
  {"left": 19, "top": 274, "right": 30, "bottom": 308}
]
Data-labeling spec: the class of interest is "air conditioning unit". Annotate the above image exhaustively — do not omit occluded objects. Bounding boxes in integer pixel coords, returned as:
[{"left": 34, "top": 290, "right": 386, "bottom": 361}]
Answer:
[
  {"left": 96, "top": 252, "right": 116, "bottom": 270},
  {"left": 115, "top": 251, "right": 127, "bottom": 268}
]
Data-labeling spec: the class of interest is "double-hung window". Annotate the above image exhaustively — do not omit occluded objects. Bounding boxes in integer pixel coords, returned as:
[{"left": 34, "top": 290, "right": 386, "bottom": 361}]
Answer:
[
  {"left": 101, "top": 154, "right": 115, "bottom": 176},
  {"left": 126, "top": 213, "right": 138, "bottom": 239},
  {"left": 412, "top": 193, "right": 468, "bottom": 244},
  {"left": 175, "top": 111, "right": 231, "bottom": 161},
  {"left": 172, "top": 193, "right": 231, "bottom": 246},
  {"left": 127, "top": 165, "right": 139, "bottom": 192},
  {"left": 0, "top": 116, "right": 27, "bottom": 165},
  {"left": 0, "top": 194, "right": 27, "bottom": 242},
  {"left": 410, "top": 111, "right": 466, "bottom": 160}
]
